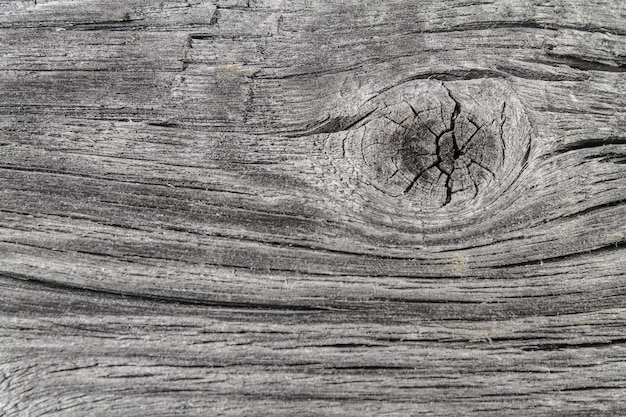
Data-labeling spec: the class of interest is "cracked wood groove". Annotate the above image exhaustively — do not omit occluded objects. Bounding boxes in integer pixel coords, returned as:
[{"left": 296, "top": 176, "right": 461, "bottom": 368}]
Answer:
[{"left": 0, "top": 0, "right": 625, "bottom": 416}]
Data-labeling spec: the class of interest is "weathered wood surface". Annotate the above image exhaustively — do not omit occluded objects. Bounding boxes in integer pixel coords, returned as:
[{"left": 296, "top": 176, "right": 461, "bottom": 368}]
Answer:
[{"left": 1, "top": 0, "right": 625, "bottom": 415}]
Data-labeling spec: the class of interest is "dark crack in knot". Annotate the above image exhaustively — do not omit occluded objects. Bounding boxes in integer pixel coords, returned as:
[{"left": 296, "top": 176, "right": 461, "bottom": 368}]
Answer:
[
  {"left": 352, "top": 81, "right": 530, "bottom": 209},
  {"left": 400, "top": 88, "right": 496, "bottom": 206}
]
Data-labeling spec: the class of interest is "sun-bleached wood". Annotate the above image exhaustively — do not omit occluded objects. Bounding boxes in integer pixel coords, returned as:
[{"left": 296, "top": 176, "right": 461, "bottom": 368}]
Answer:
[{"left": 1, "top": 0, "right": 625, "bottom": 416}]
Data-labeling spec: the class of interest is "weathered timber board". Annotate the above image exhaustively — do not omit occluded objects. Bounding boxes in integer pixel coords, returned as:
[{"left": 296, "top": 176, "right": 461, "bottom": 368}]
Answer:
[{"left": 1, "top": 0, "right": 625, "bottom": 415}]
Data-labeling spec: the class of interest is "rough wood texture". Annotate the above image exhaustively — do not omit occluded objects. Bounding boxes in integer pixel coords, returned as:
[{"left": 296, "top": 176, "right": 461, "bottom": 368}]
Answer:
[{"left": 1, "top": 0, "right": 625, "bottom": 415}]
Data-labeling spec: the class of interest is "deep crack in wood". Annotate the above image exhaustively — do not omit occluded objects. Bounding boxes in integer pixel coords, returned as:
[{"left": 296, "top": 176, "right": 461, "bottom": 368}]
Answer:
[{"left": 326, "top": 79, "right": 532, "bottom": 224}]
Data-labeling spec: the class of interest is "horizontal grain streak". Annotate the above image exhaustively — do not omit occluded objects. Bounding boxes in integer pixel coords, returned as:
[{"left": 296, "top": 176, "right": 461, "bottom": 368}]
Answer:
[
  {"left": 544, "top": 55, "right": 626, "bottom": 73},
  {"left": 521, "top": 338, "right": 626, "bottom": 351},
  {"left": 547, "top": 137, "right": 626, "bottom": 157},
  {"left": 492, "top": 241, "right": 626, "bottom": 269},
  {"left": 0, "top": 271, "right": 337, "bottom": 312},
  {"left": 412, "top": 21, "right": 625, "bottom": 36},
  {"left": 0, "top": 165, "right": 253, "bottom": 196},
  {"left": 555, "top": 198, "right": 626, "bottom": 223}
]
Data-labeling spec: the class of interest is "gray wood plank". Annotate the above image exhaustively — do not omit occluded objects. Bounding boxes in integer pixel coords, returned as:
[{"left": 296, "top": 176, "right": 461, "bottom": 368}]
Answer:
[{"left": 1, "top": 0, "right": 625, "bottom": 415}]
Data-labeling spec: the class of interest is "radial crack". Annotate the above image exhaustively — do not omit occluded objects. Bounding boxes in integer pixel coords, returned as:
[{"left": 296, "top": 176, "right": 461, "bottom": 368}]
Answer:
[
  {"left": 403, "top": 161, "right": 439, "bottom": 194},
  {"left": 469, "top": 157, "right": 497, "bottom": 178},
  {"left": 499, "top": 102, "right": 508, "bottom": 161},
  {"left": 460, "top": 118, "right": 486, "bottom": 154},
  {"left": 349, "top": 82, "right": 527, "bottom": 209},
  {"left": 443, "top": 173, "right": 453, "bottom": 206},
  {"left": 407, "top": 102, "right": 441, "bottom": 139}
]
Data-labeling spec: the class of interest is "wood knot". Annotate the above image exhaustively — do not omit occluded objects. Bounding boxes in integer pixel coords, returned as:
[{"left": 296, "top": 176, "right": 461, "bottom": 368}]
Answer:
[{"left": 326, "top": 79, "right": 531, "bottom": 218}]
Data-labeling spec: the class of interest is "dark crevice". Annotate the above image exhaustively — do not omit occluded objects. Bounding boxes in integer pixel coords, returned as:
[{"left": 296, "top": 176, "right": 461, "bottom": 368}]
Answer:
[
  {"left": 444, "top": 174, "right": 453, "bottom": 205},
  {"left": 492, "top": 241, "right": 626, "bottom": 269},
  {"left": 374, "top": 337, "right": 441, "bottom": 343},
  {"left": 521, "top": 338, "right": 626, "bottom": 351},
  {"left": 403, "top": 161, "right": 439, "bottom": 194},
  {"left": 399, "top": 83, "right": 505, "bottom": 207},
  {"left": 555, "top": 198, "right": 626, "bottom": 223},
  {"left": 0, "top": 271, "right": 338, "bottom": 312},
  {"left": 0, "top": 164, "right": 255, "bottom": 196},
  {"left": 56, "top": 16, "right": 144, "bottom": 31},
  {"left": 145, "top": 121, "right": 180, "bottom": 128},
  {"left": 499, "top": 103, "right": 507, "bottom": 161},
  {"left": 209, "top": 8, "right": 220, "bottom": 25},
  {"left": 542, "top": 55, "right": 626, "bottom": 73},
  {"left": 308, "top": 343, "right": 385, "bottom": 349},
  {"left": 372, "top": 297, "right": 488, "bottom": 304},
  {"left": 412, "top": 20, "right": 554, "bottom": 34},
  {"left": 441, "top": 85, "right": 462, "bottom": 205},
  {"left": 292, "top": 108, "right": 378, "bottom": 136},
  {"left": 520, "top": 143, "right": 531, "bottom": 168},
  {"left": 461, "top": 118, "right": 486, "bottom": 154},
  {"left": 327, "top": 365, "right": 415, "bottom": 370},
  {"left": 559, "top": 386, "right": 626, "bottom": 392},
  {"left": 409, "top": 21, "right": 626, "bottom": 36},
  {"left": 469, "top": 158, "right": 496, "bottom": 178},
  {"left": 188, "top": 34, "right": 215, "bottom": 41},
  {"left": 469, "top": 174, "right": 480, "bottom": 200},
  {"left": 340, "top": 108, "right": 378, "bottom": 132},
  {"left": 407, "top": 102, "right": 440, "bottom": 139},
  {"left": 546, "top": 137, "right": 626, "bottom": 158},
  {"left": 586, "top": 153, "right": 626, "bottom": 165},
  {"left": 499, "top": 290, "right": 587, "bottom": 299},
  {"left": 496, "top": 63, "right": 588, "bottom": 82},
  {"left": 3, "top": 238, "right": 427, "bottom": 279},
  {"left": 367, "top": 69, "right": 507, "bottom": 99},
  {"left": 438, "top": 235, "right": 527, "bottom": 252},
  {"left": 403, "top": 88, "right": 463, "bottom": 201}
]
